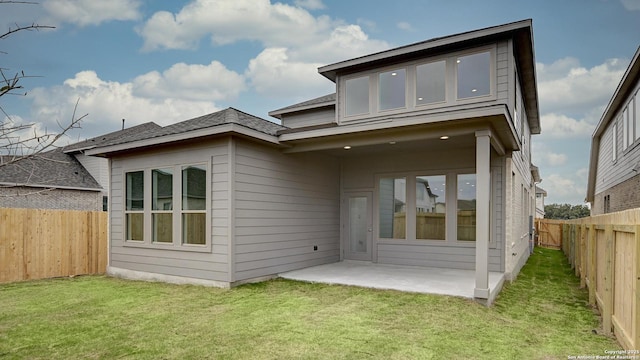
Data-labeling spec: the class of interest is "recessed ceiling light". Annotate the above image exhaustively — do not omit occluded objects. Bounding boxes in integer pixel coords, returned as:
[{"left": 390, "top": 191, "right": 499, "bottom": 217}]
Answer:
[
  {"left": 471, "top": 89, "right": 477, "bottom": 92},
  {"left": 343, "top": 145, "right": 352, "bottom": 150},
  {"left": 389, "top": 141, "right": 396, "bottom": 145},
  {"left": 456, "top": 59, "right": 461, "bottom": 63},
  {"left": 391, "top": 72, "right": 397, "bottom": 76},
  {"left": 440, "top": 136, "right": 449, "bottom": 140},
  {"left": 417, "top": 97, "right": 423, "bottom": 101}
]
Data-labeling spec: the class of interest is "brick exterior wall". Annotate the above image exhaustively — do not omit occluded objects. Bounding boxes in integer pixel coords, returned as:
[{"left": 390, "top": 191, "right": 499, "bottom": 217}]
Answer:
[
  {"left": 0, "top": 186, "right": 102, "bottom": 211},
  {"left": 592, "top": 173, "right": 640, "bottom": 215}
]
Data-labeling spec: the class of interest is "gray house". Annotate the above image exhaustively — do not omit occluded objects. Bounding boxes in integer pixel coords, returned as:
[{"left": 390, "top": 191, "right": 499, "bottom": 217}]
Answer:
[
  {"left": 88, "top": 19, "right": 540, "bottom": 303},
  {"left": 587, "top": 46, "right": 640, "bottom": 214}
]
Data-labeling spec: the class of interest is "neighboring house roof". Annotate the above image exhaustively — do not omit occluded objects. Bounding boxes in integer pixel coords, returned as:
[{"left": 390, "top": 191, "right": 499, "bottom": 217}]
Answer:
[
  {"left": 536, "top": 186, "right": 547, "bottom": 196},
  {"left": 0, "top": 147, "right": 102, "bottom": 191},
  {"left": 87, "top": 108, "right": 288, "bottom": 157},
  {"left": 586, "top": 46, "right": 640, "bottom": 203},
  {"left": 269, "top": 93, "right": 336, "bottom": 119},
  {"left": 317, "top": 19, "right": 539, "bottom": 134},
  {"left": 64, "top": 122, "right": 162, "bottom": 153}
]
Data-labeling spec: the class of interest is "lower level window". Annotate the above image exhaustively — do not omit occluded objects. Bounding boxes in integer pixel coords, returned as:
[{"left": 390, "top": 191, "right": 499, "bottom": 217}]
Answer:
[
  {"left": 457, "top": 174, "right": 476, "bottom": 241},
  {"left": 379, "top": 177, "right": 406, "bottom": 239},
  {"left": 416, "top": 175, "right": 446, "bottom": 240},
  {"left": 124, "top": 164, "right": 208, "bottom": 249}
]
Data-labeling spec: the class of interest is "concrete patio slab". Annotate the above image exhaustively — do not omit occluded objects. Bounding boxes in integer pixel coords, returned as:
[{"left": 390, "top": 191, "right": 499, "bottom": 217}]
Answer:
[{"left": 279, "top": 261, "right": 505, "bottom": 301}]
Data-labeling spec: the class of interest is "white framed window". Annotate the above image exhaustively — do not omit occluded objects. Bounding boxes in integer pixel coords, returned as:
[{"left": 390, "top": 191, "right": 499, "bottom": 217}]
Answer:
[
  {"left": 379, "top": 69, "right": 406, "bottom": 111},
  {"left": 416, "top": 60, "right": 446, "bottom": 105},
  {"left": 377, "top": 171, "right": 482, "bottom": 244},
  {"left": 612, "top": 121, "right": 618, "bottom": 162},
  {"left": 345, "top": 76, "right": 370, "bottom": 116},
  {"left": 125, "top": 170, "right": 144, "bottom": 241},
  {"left": 341, "top": 46, "right": 496, "bottom": 121},
  {"left": 124, "top": 162, "right": 210, "bottom": 251},
  {"left": 456, "top": 51, "right": 491, "bottom": 99}
]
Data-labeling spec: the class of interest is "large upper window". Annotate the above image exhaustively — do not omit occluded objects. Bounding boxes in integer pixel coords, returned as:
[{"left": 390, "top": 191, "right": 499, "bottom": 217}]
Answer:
[
  {"left": 124, "top": 164, "right": 209, "bottom": 250},
  {"left": 416, "top": 61, "right": 446, "bottom": 105},
  {"left": 416, "top": 175, "right": 446, "bottom": 240},
  {"left": 379, "top": 69, "right": 406, "bottom": 111},
  {"left": 457, "top": 174, "right": 476, "bottom": 241},
  {"left": 345, "top": 76, "right": 370, "bottom": 116},
  {"left": 456, "top": 51, "right": 491, "bottom": 99},
  {"left": 379, "top": 177, "right": 406, "bottom": 239}
]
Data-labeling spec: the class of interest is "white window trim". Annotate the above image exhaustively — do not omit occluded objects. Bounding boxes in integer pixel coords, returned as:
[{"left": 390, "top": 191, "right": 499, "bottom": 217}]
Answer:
[
  {"left": 123, "top": 162, "right": 212, "bottom": 253},
  {"left": 374, "top": 168, "right": 495, "bottom": 248},
  {"left": 339, "top": 45, "right": 498, "bottom": 124}
]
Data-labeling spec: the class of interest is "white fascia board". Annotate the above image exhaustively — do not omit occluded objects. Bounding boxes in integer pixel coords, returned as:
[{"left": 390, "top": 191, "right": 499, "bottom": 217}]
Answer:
[
  {"left": 268, "top": 101, "right": 336, "bottom": 118},
  {"left": 279, "top": 105, "right": 508, "bottom": 142},
  {"left": 86, "top": 124, "right": 280, "bottom": 156},
  {"left": 319, "top": 20, "right": 531, "bottom": 80}
]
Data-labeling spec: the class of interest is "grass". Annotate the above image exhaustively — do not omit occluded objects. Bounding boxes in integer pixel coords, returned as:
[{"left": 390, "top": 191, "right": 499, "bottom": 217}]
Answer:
[{"left": 0, "top": 248, "right": 620, "bottom": 359}]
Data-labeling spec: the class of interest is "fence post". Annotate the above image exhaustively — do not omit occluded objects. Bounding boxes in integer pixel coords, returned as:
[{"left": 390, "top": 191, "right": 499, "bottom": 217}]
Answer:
[
  {"left": 602, "top": 224, "right": 614, "bottom": 335},
  {"left": 575, "top": 225, "right": 582, "bottom": 278},
  {"left": 635, "top": 224, "right": 640, "bottom": 350},
  {"left": 588, "top": 224, "right": 596, "bottom": 306}
]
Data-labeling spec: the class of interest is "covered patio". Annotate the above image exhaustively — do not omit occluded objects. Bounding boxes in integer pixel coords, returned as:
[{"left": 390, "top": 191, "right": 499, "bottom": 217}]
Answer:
[{"left": 280, "top": 261, "right": 505, "bottom": 305}]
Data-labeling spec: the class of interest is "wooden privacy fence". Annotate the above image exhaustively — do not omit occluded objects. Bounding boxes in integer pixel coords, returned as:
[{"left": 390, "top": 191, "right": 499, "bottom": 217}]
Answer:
[
  {"left": 0, "top": 208, "right": 108, "bottom": 283},
  {"left": 542, "top": 209, "right": 640, "bottom": 351},
  {"left": 535, "top": 218, "right": 563, "bottom": 249}
]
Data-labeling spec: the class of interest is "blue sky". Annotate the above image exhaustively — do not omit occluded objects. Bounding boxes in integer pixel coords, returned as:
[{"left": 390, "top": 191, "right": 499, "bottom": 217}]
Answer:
[{"left": 1, "top": 0, "right": 639, "bottom": 205}]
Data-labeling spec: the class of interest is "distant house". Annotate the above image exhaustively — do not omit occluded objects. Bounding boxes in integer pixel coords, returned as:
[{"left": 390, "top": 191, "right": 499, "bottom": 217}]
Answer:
[
  {"left": 87, "top": 20, "right": 540, "bottom": 303},
  {"left": 0, "top": 122, "right": 161, "bottom": 211},
  {"left": 535, "top": 186, "right": 547, "bottom": 218},
  {"left": 0, "top": 148, "right": 103, "bottom": 211},
  {"left": 586, "top": 46, "right": 640, "bottom": 214}
]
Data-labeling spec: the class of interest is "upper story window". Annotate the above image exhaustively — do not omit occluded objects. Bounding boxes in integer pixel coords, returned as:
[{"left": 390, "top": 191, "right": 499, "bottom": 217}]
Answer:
[
  {"left": 612, "top": 122, "right": 618, "bottom": 162},
  {"left": 620, "top": 90, "right": 639, "bottom": 153},
  {"left": 379, "top": 69, "right": 406, "bottom": 111},
  {"left": 416, "top": 61, "right": 446, "bottom": 105},
  {"left": 345, "top": 76, "right": 369, "bottom": 116},
  {"left": 456, "top": 51, "right": 491, "bottom": 99},
  {"left": 341, "top": 46, "right": 495, "bottom": 122}
]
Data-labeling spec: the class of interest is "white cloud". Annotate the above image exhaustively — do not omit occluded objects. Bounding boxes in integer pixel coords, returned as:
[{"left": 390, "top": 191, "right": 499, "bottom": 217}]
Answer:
[
  {"left": 540, "top": 113, "right": 595, "bottom": 138},
  {"left": 540, "top": 173, "right": 588, "bottom": 205},
  {"left": 137, "top": 0, "right": 334, "bottom": 51},
  {"left": 246, "top": 48, "right": 333, "bottom": 98},
  {"left": 547, "top": 152, "right": 568, "bottom": 166},
  {"left": 132, "top": 61, "right": 245, "bottom": 102},
  {"left": 397, "top": 21, "right": 414, "bottom": 31},
  {"left": 43, "top": 0, "right": 142, "bottom": 27},
  {"left": 537, "top": 57, "right": 627, "bottom": 115},
  {"left": 620, "top": 0, "right": 640, "bottom": 10},
  {"left": 294, "top": 0, "right": 325, "bottom": 10},
  {"left": 28, "top": 71, "right": 218, "bottom": 143},
  {"left": 136, "top": 0, "right": 388, "bottom": 62}
]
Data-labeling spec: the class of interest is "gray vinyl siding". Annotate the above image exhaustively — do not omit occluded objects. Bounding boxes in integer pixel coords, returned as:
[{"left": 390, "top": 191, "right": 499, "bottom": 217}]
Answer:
[
  {"left": 496, "top": 40, "right": 510, "bottom": 102},
  {"left": 74, "top": 153, "right": 109, "bottom": 193},
  {"left": 233, "top": 139, "right": 341, "bottom": 281},
  {"left": 341, "top": 147, "right": 504, "bottom": 271},
  {"left": 281, "top": 108, "right": 335, "bottom": 129},
  {"left": 109, "top": 140, "right": 229, "bottom": 282},
  {"left": 595, "top": 82, "right": 640, "bottom": 195}
]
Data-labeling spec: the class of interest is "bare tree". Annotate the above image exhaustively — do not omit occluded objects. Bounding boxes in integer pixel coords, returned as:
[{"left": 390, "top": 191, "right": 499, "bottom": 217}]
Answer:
[{"left": 0, "top": 0, "right": 86, "bottom": 169}]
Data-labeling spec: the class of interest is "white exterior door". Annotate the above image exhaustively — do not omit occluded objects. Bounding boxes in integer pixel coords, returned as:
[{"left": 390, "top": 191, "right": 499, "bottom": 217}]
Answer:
[{"left": 345, "top": 192, "right": 373, "bottom": 261}]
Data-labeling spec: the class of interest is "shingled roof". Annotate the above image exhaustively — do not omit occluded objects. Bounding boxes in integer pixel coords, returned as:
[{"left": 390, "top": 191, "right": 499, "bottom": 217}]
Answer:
[
  {"left": 0, "top": 148, "right": 102, "bottom": 191},
  {"left": 95, "top": 107, "right": 287, "bottom": 149},
  {"left": 269, "top": 93, "right": 336, "bottom": 119},
  {"left": 64, "top": 122, "right": 161, "bottom": 153}
]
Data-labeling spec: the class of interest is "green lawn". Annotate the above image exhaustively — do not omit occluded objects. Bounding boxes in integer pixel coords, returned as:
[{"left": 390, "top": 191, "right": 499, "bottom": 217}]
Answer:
[{"left": 0, "top": 248, "right": 620, "bottom": 359}]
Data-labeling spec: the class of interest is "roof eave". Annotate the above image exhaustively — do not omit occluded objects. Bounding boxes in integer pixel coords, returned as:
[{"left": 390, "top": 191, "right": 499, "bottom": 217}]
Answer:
[
  {"left": 269, "top": 101, "right": 336, "bottom": 119},
  {"left": 86, "top": 124, "right": 281, "bottom": 157},
  {"left": 318, "top": 19, "right": 533, "bottom": 81},
  {"left": 0, "top": 182, "right": 103, "bottom": 192}
]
